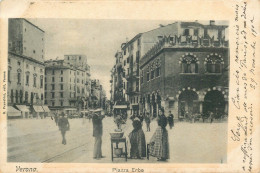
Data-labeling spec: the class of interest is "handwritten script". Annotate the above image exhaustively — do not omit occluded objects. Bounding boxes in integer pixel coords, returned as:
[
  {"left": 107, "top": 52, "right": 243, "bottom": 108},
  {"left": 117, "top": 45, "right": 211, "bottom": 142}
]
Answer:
[{"left": 231, "top": 1, "right": 257, "bottom": 172}]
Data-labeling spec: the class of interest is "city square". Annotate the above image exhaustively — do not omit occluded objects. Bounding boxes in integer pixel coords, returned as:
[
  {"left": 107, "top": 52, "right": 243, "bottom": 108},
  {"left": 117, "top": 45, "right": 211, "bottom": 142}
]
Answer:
[
  {"left": 8, "top": 117, "right": 227, "bottom": 163},
  {"left": 7, "top": 18, "right": 229, "bottom": 163}
]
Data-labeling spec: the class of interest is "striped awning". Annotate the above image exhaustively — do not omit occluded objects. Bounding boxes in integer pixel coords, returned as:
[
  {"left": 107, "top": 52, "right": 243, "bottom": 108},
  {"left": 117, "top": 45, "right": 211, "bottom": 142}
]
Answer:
[
  {"left": 42, "top": 106, "right": 50, "bottom": 112},
  {"left": 8, "top": 106, "right": 22, "bottom": 117},
  {"left": 33, "top": 105, "right": 44, "bottom": 112},
  {"left": 16, "top": 105, "right": 30, "bottom": 112}
]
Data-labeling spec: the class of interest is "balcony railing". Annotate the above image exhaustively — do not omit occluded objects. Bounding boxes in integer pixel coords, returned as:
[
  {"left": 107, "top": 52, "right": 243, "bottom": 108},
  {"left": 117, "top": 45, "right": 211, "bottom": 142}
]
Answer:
[{"left": 140, "top": 35, "right": 229, "bottom": 67}]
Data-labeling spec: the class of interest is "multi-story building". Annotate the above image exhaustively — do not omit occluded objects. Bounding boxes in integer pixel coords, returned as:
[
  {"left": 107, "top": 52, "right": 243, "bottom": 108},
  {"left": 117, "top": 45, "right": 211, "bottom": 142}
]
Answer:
[
  {"left": 8, "top": 18, "right": 47, "bottom": 118},
  {"left": 140, "top": 21, "right": 229, "bottom": 119},
  {"left": 119, "top": 22, "right": 192, "bottom": 115},
  {"left": 110, "top": 51, "right": 125, "bottom": 104},
  {"left": 44, "top": 55, "right": 91, "bottom": 114},
  {"left": 90, "top": 79, "right": 106, "bottom": 109}
]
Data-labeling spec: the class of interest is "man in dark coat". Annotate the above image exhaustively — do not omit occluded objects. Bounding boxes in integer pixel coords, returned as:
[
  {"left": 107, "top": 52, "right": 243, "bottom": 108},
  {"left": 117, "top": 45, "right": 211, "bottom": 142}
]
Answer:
[
  {"left": 92, "top": 110, "right": 105, "bottom": 159},
  {"left": 168, "top": 111, "right": 174, "bottom": 129},
  {"left": 58, "top": 112, "right": 70, "bottom": 145}
]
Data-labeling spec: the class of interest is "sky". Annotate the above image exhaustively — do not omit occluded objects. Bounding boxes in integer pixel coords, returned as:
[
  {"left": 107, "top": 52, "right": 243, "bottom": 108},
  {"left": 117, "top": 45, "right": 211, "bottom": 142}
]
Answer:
[{"left": 28, "top": 19, "right": 228, "bottom": 99}]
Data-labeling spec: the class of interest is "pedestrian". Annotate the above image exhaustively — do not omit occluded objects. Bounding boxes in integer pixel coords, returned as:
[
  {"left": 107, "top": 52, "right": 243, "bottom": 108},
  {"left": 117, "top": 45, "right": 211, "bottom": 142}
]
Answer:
[
  {"left": 138, "top": 113, "right": 144, "bottom": 123},
  {"left": 92, "top": 110, "right": 105, "bottom": 160},
  {"left": 145, "top": 113, "right": 151, "bottom": 132},
  {"left": 58, "top": 112, "right": 70, "bottom": 145},
  {"left": 128, "top": 117, "right": 146, "bottom": 159},
  {"left": 209, "top": 111, "right": 214, "bottom": 123},
  {"left": 149, "top": 108, "right": 169, "bottom": 161},
  {"left": 167, "top": 111, "right": 174, "bottom": 129},
  {"left": 54, "top": 112, "right": 59, "bottom": 126}
]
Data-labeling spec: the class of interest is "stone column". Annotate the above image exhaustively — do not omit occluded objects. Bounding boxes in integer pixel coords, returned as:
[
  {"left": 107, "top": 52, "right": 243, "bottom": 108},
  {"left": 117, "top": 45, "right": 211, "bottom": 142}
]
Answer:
[{"left": 199, "top": 102, "right": 203, "bottom": 114}]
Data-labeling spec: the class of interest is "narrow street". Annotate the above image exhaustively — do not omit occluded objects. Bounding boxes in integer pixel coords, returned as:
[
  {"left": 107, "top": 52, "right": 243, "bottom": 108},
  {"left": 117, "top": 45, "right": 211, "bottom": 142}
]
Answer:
[{"left": 8, "top": 117, "right": 227, "bottom": 163}]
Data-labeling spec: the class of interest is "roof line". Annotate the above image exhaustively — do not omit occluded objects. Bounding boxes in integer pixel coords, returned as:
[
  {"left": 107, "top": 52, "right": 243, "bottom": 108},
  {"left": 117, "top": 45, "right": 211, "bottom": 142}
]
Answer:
[{"left": 23, "top": 19, "right": 45, "bottom": 33}]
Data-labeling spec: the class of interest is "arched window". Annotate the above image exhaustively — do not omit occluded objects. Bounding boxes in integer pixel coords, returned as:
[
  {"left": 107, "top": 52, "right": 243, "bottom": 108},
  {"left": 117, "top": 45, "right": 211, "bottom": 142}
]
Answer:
[
  {"left": 205, "top": 53, "right": 224, "bottom": 73},
  {"left": 146, "top": 66, "right": 150, "bottom": 82},
  {"left": 155, "top": 58, "right": 161, "bottom": 77},
  {"left": 179, "top": 54, "right": 199, "bottom": 74},
  {"left": 151, "top": 64, "right": 155, "bottom": 80}
]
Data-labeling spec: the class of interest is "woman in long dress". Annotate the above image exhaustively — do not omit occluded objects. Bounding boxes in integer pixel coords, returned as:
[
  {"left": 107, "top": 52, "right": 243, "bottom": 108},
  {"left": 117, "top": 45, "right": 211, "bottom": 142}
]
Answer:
[
  {"left": 129, "top": 117, "right": 146, "bottom": 159},
  {"left": 149, "top": 108, "right": 169, "bottom": 161}
]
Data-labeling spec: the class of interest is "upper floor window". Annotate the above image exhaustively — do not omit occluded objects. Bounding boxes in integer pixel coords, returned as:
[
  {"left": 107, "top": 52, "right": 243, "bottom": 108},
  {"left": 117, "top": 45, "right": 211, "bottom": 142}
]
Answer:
[
  {"left": 25, "top": 72, "right": 30, "bottom": 86},
  {"left": 52, "top": 70, "right": 55, "bottom": 75},
  {"left": 179, "top": 53, "right": 199, "bottom": 74},
  {"left": 33, "top": 74, "right": 37, "bottom": 87},
  {"left": 184, "top": 29, "right": 190, "bottom": 36},
  {"left": 17, "top": 69, "right": 22, "bottom": 85},
  {"left": 155, "top": 59, "right": 161, "bottom": 77},
  {"left": 61, "top": 70, "right": 63, "bottom": 74},
  {"left": 147, "top": 66, "right": 150, "bottom": 81},
  {"left": 140, "top": 70, "right": 144, "bottom": 84},
  {"left": 151, "top": 65, "right": 155, "bottom": 80},
  {"left": 51, "top": 84, "right": 55, "bottom": 90},
  {"left": 204, "top": 53, "right": 224, "bottom": 73},
  {"left": 194, "top": 29, "right": 199, "bottom": 36},
  {"left": 40, "top": 75, "right": 43, "bottom": 88}
]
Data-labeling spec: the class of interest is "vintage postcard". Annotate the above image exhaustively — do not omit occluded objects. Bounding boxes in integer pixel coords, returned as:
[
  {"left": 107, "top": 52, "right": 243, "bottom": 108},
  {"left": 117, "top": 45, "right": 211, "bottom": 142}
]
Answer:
[{"left": 0, "top": 0, "right": 259, "bottom": 173}]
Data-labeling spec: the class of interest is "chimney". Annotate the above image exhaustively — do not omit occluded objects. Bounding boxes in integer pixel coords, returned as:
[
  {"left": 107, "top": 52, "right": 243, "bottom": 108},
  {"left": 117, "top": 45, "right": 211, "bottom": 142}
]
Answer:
[{"left": 210, "top": 20, "right": 215, "bottom": 25}]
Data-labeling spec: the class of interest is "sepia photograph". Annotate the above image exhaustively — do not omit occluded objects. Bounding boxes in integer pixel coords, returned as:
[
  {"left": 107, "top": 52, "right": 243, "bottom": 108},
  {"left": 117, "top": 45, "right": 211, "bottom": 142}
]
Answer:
[
  {"left": 0, "top": 0, "right": 259, "bottom": 173},
  {"left": 7, "top": 18, "right": 229, "bottom": 163}
]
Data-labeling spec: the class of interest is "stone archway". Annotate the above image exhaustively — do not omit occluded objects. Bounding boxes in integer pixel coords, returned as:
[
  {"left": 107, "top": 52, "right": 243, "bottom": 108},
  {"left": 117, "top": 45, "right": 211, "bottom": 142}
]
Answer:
[
  {"left": 178, "top": 90, "right": 199, "bottom": 118},
  {"left": 203, "top": 90, "right": 225, "bottom": 118}
]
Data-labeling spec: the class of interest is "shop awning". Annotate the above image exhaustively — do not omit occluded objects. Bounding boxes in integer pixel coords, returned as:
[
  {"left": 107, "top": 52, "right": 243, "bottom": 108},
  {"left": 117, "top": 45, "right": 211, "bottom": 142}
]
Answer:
[
  {"left": 42, "top": 106, "right": 51, "bottom": 112},
  {"left": 8, "top": 106, "right": 22, "bottom": 117},
  {"left": 113, "top": 105, "right": 127, "bottom": 109},
  {"left": 81, "top": 110, "right": 89, "bottom": 113},
  {"left": 16, "top": 105, "right": 30, "bottom": 112},
  {"left": 64, "top": 108, "right": 77, "bottom": 111},
  {"left": 33, "top": 105, "right": 44, "bottom": 112}
]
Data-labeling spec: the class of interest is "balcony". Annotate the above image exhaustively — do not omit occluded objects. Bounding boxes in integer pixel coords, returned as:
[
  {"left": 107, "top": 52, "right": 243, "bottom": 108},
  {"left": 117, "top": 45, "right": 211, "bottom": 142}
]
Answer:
[{"left": 125, "top": 87, "right": 140, "bottom": 95}]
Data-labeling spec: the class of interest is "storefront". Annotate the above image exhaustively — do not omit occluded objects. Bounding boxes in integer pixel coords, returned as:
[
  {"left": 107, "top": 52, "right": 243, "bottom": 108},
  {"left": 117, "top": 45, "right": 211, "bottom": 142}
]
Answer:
[
  {"left": 7, "top": 106, "right": 22, "bottom": 119},
  {"left": 32, "top": 105, "right": 45, "bottom": 118},
  {"left": 42, "top": 105, "right": 51, "bottom": 117},
  {"left": 16, "top": 105, "right": 30, "bottom": 118}
]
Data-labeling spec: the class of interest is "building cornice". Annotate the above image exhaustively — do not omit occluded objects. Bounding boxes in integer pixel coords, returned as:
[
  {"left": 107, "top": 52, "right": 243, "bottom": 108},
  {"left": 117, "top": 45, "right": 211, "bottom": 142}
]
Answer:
[{"left": 9, "top": 51, "right": 45, "bottom": 66}]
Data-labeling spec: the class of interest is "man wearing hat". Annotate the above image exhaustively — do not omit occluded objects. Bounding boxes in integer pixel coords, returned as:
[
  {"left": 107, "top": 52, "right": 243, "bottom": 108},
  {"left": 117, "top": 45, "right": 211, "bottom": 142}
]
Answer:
[
  {"left": 92, "top": 109, "right": 105, "bottom": 159},
  {"left": 58, "top": 112, "right": 70, "bottom": 145}
]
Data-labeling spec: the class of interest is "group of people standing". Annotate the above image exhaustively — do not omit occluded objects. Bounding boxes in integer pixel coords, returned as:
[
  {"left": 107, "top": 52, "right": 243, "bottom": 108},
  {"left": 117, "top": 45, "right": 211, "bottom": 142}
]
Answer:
[
  {"left": 128, "top": 108, "right": 174, "bottom": 161},
  {"left": 51, "top": 108, "right": 175, "bottom": 162}
]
